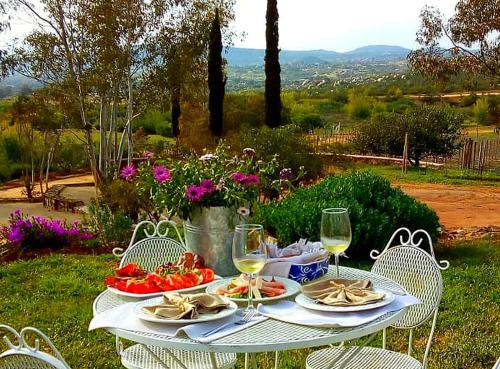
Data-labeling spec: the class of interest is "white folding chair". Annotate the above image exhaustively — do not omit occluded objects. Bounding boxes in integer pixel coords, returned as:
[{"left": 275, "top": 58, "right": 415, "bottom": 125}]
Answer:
[
  {"left": 112, "top": 220, "right": 236, "bottom": 369},
  {"left": 0, "top": 325, "right": 71, "bottom": 369},
  {"left": 306, "top": 228, "right": 450, "bottom": 369}
]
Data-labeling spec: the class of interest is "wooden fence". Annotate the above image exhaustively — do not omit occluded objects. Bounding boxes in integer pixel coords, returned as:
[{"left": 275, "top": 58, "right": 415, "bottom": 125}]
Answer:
[
  {"left": 456, "top": 137, "right": 500, "bottom": 173},
  {"left": 307, "top": 133, "right": 354, "bottom": 151}
]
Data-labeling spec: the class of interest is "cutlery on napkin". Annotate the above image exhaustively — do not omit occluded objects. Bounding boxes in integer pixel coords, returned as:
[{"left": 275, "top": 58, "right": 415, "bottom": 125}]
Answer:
[
  {"left": 143, "top": 293, "right": 229, "bottom": 320},
  {"left": 301, "top": 278, "right": 385, "bottom": 306}
]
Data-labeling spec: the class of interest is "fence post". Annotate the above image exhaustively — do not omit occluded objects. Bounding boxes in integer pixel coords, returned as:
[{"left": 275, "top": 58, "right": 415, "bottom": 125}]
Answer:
[{"left": 402, "top": 132, "right": 409, "bottom": 173}]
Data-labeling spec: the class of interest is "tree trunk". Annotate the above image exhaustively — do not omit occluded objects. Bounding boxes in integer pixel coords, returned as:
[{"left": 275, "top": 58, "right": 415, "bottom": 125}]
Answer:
[
  {"left": 171, "top": 81, "right": 181, "bottom": 139},
  {"left": 208, "top": 8, "right": 225, "bottom": 137},
  {"left": 265, "top": 0, "right": 282, "bottom": 128}
]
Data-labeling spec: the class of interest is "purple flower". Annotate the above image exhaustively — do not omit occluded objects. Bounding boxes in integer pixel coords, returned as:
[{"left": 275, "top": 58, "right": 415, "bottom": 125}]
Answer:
[
  {"left": 143, "top": 150, "right": 154, "bottom": 159},
  {"left": 80, "top": 232, "right": 94, "bottom": 240},
  {"left": 279, "top": 168, "right": 294, "bottom": 181},
  {"left": 67, "top": 228, "right": 80, "bottom": 236},
  {"left": 186, "top": 185, "right": 205, "bottom": 202},
  {"left": 200, "top": 179, "right": 216, "bottom": 193},
  {"left": 243, "top": 174, "right": 260, "bottom": 187},
  {"left": 243, "top": 148, "right": 256, "bottom": 157},
  {"left": 7, "top": 226, "right": 24, "bottom": 245},
  {"left": 120, "top": 165, "right": 137, "bottom": 181},
  {"left": 50, "top": 220, "right": 65, "bottom": 236},
  {"left": 230, "top": 172, "right": 247, "bottom": 184},
  {"left": 152, "top": 165, "right": 172, "bottom": 184},
  {"left": 10, "top": 209, "right": 21, "bottom": 219}
]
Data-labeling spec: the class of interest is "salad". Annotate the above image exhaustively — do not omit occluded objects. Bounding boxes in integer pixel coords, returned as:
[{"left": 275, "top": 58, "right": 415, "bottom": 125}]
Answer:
[
  {"left": 104, "top": 252, "right": 215, "bottom": 294},
  {"left": 215, "top": 274, "right": 286, "bottom": 299}
]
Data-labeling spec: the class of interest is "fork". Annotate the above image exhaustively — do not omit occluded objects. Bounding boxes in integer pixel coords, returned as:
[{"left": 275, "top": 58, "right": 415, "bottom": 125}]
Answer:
[{"left": 202, "top": 309, "right": 256, "bottom": 337}]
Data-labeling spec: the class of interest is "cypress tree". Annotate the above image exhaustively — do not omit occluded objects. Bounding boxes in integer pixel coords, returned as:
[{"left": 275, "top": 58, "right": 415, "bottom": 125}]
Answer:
[
  {"left": 208, "top": 8, "right": 225, "bottom": 137},
  {"left": 265, "top": 0, "right": 282, "bottom": 127}
]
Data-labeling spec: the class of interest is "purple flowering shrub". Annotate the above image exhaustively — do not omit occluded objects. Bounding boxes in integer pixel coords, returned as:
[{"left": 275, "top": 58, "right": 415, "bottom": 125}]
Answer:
[
  {"left": 0, "top": 209, "right": 94, "bottom": 252},
  {"left": 127, "top": 143, "right": 302, "bottom": 220}
]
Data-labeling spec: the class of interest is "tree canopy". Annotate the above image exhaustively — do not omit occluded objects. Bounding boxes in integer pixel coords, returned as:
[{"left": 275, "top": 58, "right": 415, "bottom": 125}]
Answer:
[{"left": 408, "top": 0, "right": 500, "bottom": 80}]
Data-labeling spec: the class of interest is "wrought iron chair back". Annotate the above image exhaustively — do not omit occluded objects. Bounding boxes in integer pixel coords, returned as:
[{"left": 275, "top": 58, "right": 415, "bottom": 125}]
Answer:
[
  {"left": 112, "top": 220, "right": 187, "bottom": 272},
  {"left": 370, "top": 227, "right": 449, "bottom": 368},
  {"left": 0, "top": 325, "right": 71, "bottom": 369}
]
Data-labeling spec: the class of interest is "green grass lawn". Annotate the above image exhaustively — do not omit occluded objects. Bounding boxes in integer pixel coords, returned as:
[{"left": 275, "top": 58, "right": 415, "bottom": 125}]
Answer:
[
  {"left": 0, "top": 237, "right": 498, "bottom": 368},
  {"left": 350, "top": 164, "right": 500, "bottom": 187}
]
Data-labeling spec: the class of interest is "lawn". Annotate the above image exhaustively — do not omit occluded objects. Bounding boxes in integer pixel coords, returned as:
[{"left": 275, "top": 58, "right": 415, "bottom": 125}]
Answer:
[
  {"left": 351, "top": 164, "right": 500, "bottom": 187},
  {"left": 0, "top": 237, "right": 498, "bottom": 368}
]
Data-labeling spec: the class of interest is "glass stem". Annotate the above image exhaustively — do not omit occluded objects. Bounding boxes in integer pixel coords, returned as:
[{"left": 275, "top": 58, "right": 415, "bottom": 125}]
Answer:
[
  {"left": 335, "top": 253, "right": 340, "bottom": 278},
  {"left": 248, "top": 273, "right": 253, "bottom": 310}
]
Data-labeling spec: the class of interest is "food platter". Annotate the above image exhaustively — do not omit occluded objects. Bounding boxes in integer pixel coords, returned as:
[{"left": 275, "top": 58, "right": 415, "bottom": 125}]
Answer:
[{"left": 206, "top": 276, "right": 300, "bottom": 303}]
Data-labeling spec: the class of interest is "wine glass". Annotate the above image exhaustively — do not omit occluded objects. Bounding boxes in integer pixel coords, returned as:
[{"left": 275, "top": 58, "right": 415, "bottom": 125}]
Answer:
[
  {"left": 232, "top": 224, "right": 267, "bottom": 312},
  {"left": 320, "top": 208, "right": 351, "bottom": 278}
]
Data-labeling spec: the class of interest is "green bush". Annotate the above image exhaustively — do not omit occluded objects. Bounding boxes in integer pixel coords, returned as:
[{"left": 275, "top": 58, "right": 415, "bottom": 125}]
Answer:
[
  {"left": 236, "top": 125, "right": 323, "bottom": 180},
  {"left": 84, "top": 199, "right": 134, "bottom": 248},
  {"left": 255, "top": 171, "right": 440, "bottom": 259}
]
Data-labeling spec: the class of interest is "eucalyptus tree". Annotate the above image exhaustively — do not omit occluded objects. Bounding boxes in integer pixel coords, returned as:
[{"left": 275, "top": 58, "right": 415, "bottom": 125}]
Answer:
[{"left": 409, "top": 0, "right": 500, "bottom": 80}]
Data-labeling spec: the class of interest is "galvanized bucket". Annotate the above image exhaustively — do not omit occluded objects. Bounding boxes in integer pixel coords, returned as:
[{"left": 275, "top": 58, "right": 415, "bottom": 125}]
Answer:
[{"left": 184, "top": 207, "right": 241, "bottom": 277}]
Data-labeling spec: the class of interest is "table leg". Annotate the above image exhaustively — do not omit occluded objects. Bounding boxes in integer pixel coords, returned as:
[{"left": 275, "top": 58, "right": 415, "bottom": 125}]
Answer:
[
  {"left": 274, "top": 351, "right": 280, "bottom": 369},
  {"left": 324, "top": 332, "right": 378, "bottom": 369}
]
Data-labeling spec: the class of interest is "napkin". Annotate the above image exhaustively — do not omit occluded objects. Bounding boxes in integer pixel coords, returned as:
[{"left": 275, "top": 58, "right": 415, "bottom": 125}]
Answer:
[
  {"left": 301, "top": 278, "right": 385, "bottom": 306},
  {"left": 89, "top": 301, "right": 267, "bottom": 343},
  {"left": 257, "top": 294, "right": 421, "bottom": 328},
  {"left": 143, "top": 293, "right": 229, "bottom": 320},
  {"left": 261, "top": 240, "right": 328, "bottom": 277}
]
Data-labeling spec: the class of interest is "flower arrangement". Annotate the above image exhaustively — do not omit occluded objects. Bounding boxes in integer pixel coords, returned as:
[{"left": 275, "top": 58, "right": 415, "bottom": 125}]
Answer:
[
  {"left": 0, "top": 209, "right": 94, "bottom": 252},
  {"left": 127, "top": 143, "right": 301, "bottom": 220}
]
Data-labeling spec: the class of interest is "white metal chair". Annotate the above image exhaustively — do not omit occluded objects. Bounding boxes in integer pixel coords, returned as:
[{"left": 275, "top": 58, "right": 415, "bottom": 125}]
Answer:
[
  {"left": 112, "top": 220, "right": 237, "bottom": 369},
  {"left": 305, "top": 227, "right": 450, "bottom": 369},
  {"left": 113, "top": 220, "right": 187, "bottom": 271},
  {"left": 0, "top": 325, "right": 71, "bottom": 369}
]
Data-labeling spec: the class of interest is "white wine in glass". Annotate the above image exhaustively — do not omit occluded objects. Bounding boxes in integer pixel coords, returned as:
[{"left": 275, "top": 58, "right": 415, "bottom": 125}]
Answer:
[
  {"left": 321, "top": 208, "right": 351, "bottom": 277},
  {"left": 232, "top": 224, "right": 267, "bottom": 312}
]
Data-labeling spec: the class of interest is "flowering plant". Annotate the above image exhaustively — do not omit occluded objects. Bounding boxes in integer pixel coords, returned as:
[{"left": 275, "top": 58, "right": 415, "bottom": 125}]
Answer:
[
  {"left": 0, "top": 209, "right": 94, "bottom": 252},
  {"left": 128, "top": 143, "right": 300, "bottom": 220}
]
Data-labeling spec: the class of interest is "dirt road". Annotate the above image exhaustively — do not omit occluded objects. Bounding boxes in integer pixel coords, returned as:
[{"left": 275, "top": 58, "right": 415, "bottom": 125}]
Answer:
[{"left": 396, "top": 183, "right": 500, "bottom": 229}]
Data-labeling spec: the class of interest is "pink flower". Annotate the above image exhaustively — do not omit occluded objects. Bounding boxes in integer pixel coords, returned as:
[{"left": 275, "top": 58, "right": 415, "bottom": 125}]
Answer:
[
  {"left": 230, "top": 172, "right": 247, "bottom": 184},
  {"left": 186, "top": 185, "right": 205, "bottom": 202},
  {"left": 143, "top": 150, "right": 154, "bottom": 159},
  {"left": 243, "top": 174, "right": 260, "bottom": 187},
  {"left": 200, "top": 179, "right": 216, "bottom": 193},
  {"left": 152, "top": 165, "right": 172, "bottom": 184},
  {"left": 120, "top": 165, "right": 137, "bottom": 181}
]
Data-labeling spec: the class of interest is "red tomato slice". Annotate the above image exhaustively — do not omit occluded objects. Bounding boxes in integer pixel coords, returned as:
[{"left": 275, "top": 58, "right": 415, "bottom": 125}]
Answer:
[
  {"left": 183, "top": 271, "right": 202, "bottom": 287},
  {"left": 198, "top": 268, "right": 215, "bottom": 284},
  {"left": 116, "top": 263, "right": 147, "bottom": 278}
]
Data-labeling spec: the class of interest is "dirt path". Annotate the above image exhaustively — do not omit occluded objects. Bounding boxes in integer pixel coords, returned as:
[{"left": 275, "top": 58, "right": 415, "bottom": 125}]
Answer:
[
  {"left": 395, "top": 183, "right": 500, "bottom": 229},
  {"left": 1, "top": 174, "right": 499, "bottom": 230}
]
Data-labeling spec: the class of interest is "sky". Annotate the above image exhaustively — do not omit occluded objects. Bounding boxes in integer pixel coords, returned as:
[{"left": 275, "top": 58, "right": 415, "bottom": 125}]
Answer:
[
  {"left": 232, "top": 0, "right": 458, "bottom": 51},
  {"left": 2, "top": 0, "right": 459, "bottom": 51}
]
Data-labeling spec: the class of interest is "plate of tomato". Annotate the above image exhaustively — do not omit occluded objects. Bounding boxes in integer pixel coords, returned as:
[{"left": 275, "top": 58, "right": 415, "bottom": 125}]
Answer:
[{"left": 104, "top": 252, "right": 218, "bottom": 298}]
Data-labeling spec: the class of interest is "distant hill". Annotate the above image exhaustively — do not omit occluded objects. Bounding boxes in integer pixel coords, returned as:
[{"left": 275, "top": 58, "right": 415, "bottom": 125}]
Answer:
[{"left": 225, "top": 45, "right": 411, "bottom": 66}]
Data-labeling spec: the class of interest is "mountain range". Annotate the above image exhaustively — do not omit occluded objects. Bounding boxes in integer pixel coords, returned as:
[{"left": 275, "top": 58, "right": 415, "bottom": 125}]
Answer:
[{"left": 225, "top": 45, "right": 411, "bottom": 66}]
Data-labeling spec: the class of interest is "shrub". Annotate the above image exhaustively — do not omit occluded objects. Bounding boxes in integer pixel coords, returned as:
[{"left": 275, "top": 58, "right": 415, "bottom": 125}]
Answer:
[
  {"left": 236, "top": 125, "right": 323, "bottom": 180},
  {"left": 255, "top": 171, "right": 440, "bottom": 259},
  {"left": 353, "top": 105, "right": 463, "bottom": 167},
  {"left": 0, "top": 209, "right": 94, "bottom": 253},
  {"left": 84, "top": 199, "right": 134, "bottom": 248},
  {"left": 346, "top": 90, "right": 375, "bottom": 120}
]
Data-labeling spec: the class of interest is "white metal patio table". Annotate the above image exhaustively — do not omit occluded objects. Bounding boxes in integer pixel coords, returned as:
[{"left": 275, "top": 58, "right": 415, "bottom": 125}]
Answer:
[{"left": 92, "top": 266, "right": 408, "bottom": 369}]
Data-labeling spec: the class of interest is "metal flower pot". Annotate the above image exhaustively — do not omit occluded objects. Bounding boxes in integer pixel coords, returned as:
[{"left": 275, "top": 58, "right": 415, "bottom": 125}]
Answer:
[{"left": 184, "top": 207, "right": 240, "bottom": 277}]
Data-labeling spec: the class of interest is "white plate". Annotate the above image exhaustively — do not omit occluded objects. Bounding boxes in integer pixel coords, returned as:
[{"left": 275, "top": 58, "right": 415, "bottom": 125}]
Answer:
[
  {"left": 133, "top": 296, "right": 238, "bottom": 324},
  {"left": 107, "top": 276, "right": 221, "bottom": 299},
  {"left": 205, "top": 276, "right": 301, "bottom": 303},
  {"left": 295, "top": 288, "right": 395, "bottom": 312}
]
